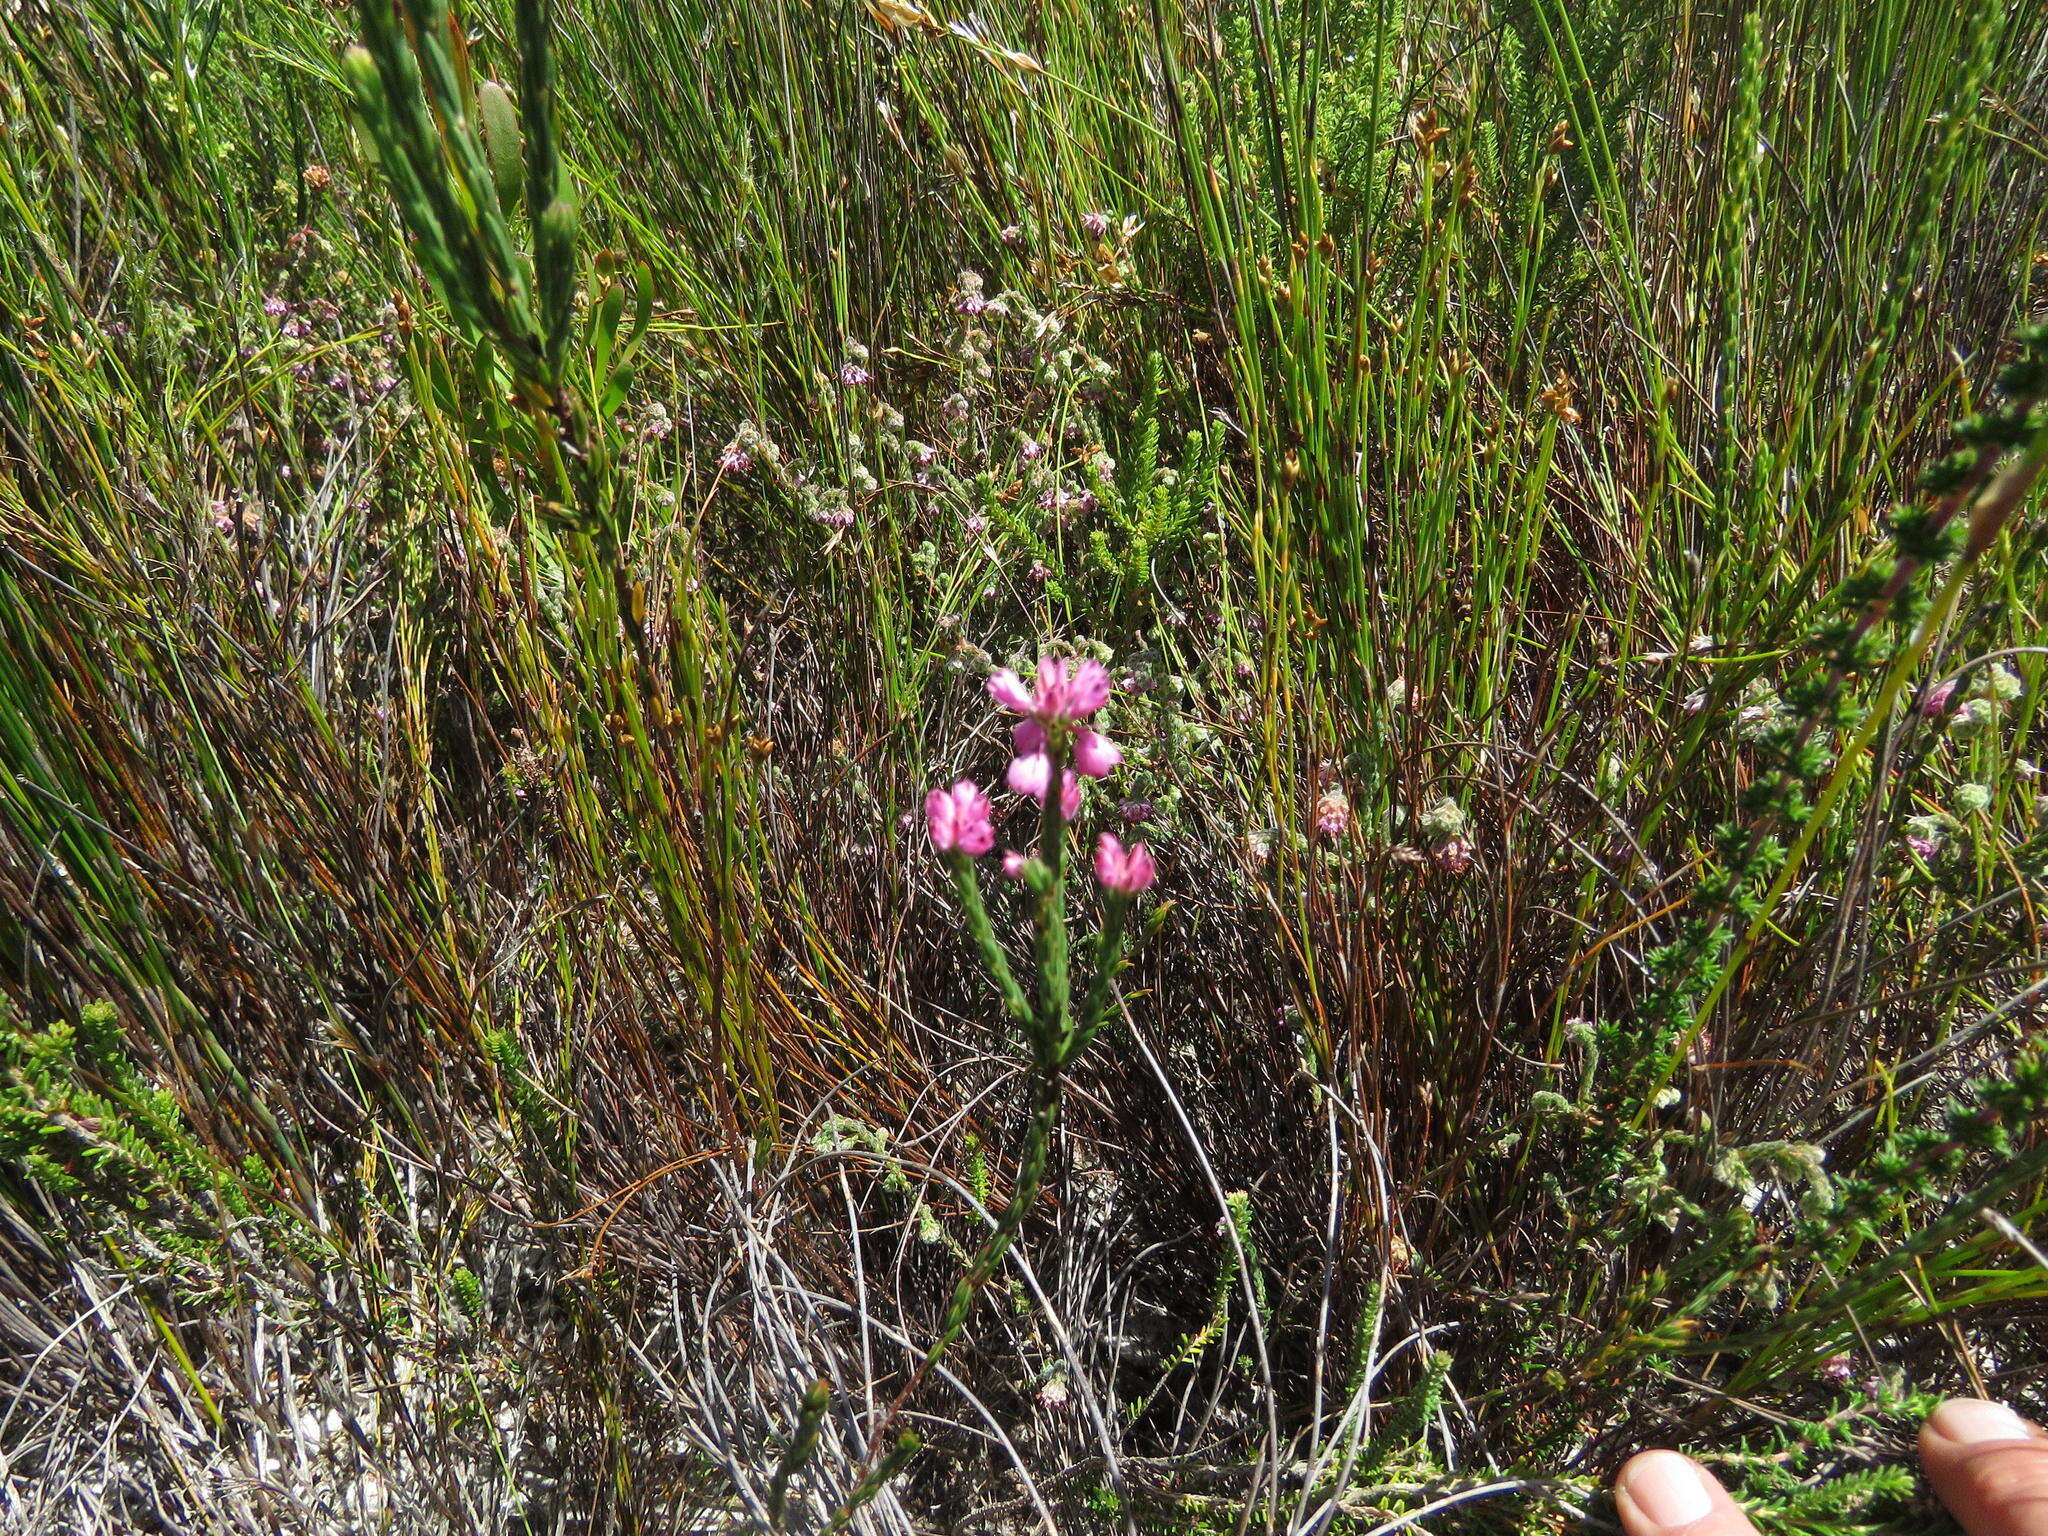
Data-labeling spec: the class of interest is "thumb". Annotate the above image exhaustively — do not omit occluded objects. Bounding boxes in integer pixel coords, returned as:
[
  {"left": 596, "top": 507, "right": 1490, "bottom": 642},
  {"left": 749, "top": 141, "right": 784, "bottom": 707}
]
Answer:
[
  {"left": 1616, "top": 1452, "right": 1759, "bottom": 1536},
  {"left": 1918, "top": 1398, "right": 2048, "bottom": 1536}
]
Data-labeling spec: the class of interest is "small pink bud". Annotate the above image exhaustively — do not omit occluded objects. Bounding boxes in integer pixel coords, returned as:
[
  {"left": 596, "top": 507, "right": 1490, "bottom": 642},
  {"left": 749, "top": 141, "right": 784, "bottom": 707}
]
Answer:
[
  {"left": 1001, "top": 850, "right": 1029, "bottom": 879},
  {"left": 926, "top": 779, "right": 995, "bottom": 856},
  {"left": 1094, "top": 832, "right": 1155, "bottom": 894},
  {"left": 1919, "top": 679, "right": 1958, "bottom": 718}
]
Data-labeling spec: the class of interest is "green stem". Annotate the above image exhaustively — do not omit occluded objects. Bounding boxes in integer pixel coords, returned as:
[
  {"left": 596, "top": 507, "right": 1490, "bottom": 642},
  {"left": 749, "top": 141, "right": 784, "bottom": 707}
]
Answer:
[
  {"left": 948, "top": 854, "right": 1032, "bottom": 1025},
  {"left": 1075, "top": 895, "right": 1132, "bottom": 1051},
  {"left": 1032, "top": 738, "right": 1074, "bottom": 1064}
]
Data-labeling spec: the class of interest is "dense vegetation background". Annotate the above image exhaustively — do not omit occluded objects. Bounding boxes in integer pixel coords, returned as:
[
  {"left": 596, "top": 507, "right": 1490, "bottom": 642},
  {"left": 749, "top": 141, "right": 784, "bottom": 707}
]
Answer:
[{"left": 2, "top": 0, "right": 2046, "bottom": 1529}]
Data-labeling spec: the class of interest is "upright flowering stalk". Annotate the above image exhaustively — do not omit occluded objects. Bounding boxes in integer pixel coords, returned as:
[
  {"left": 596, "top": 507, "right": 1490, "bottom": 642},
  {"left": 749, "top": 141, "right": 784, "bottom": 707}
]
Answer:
[{"left": 905, "top": 654, "right": 1157, "bottom": 1407}]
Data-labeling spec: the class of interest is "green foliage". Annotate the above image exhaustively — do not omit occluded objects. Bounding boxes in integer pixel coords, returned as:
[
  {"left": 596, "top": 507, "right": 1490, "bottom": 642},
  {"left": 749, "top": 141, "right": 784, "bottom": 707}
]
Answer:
[
  {"left": 1712, "top": 1383, "right": 1946, "bottom": 1536},
  {"left": 451, "top": 1264, "right": 487, "bottom": 1318},
  {"left": 484, "top": 1026, "right": 572, "bottom": 1172},
  {"left": 1356, "top": 1350, "right": 1452, "bottom": 1479},
  {"left": 1085, "top": 354, "right": 1224, "bottom": 616},
  {"left": 1, "top": 1001, "right": 225, "bottom": 1218}
]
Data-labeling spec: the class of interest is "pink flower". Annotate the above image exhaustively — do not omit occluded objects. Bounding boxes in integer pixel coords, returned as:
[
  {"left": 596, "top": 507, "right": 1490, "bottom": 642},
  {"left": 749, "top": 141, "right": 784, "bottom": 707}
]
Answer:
[
  {"left": 718, "top": 445, "right": 752, "bottom": 474},
  {"left": 1007, "top": 754, "right": 1082, "bottom": 819},
  {"left": 1314, "top": 789, "right": 1351, "bottom": 839},
  {"left": 1433, "top": 837, "right": 1474, "bottom": 873},
  {"left": 1071, "top": 729, "right": 1122, "bottom": 778},
  {"left": 838, "top": 363, "right": 872, "bottom": 388},
  {"left": 926, "top": 780, "right": 995, "bottom": 856},
  {"left": 1081, "top": 209, "right": 1113, "bottom": 238},
  {"left": 1906, "top": 833, "right": 1940, "bottom": 860},
  {"left": 1001, "top": 850, "right": 1029, "bottom": 879},
  {"left": 1006, "top": 752, "right": 1049, "bottom": 799},
  {"left": 1094, "top": 833, "right": 1156, "bottom": 894},
  {"left": 988, "top": 655, "right": 1112, "bottom": 724},
  {"left": 1919, "top": 679, "right": 1958, "bottom": 718}
]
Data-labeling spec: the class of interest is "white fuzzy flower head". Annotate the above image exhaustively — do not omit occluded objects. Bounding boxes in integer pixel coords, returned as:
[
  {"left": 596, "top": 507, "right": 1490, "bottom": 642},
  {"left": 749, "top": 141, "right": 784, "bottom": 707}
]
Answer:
[
  {"left": 1982, "top": 663, "right": 2024, "bottom": 703},
  {"left": 1419, "top": 796, "right": 1468, "bottom": 841},
  {"left": 1948, "top": 697, "right": 1999, "bottom": 741}
]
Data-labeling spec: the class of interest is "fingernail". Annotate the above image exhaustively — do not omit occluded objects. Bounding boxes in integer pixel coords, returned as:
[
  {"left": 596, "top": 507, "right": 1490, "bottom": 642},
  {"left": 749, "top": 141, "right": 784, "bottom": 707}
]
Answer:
[
  {"left": 1624, "top": 1451, "right": 1716, "bottom": 1528},
  {"left": 1929, "top": 1399, "right": 2031, "bottom": 1444}
]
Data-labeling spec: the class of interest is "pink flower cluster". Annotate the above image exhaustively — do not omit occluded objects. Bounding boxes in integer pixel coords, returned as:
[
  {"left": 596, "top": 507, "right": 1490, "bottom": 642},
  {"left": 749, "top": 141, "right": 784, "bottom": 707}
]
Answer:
[
  {"left": 1313, "top": 788, "right": 1350, "bottom": 839},
  {"left": 922, "top": 657, "right": 1154, "bottom": 893},
  {"left": 926, "top": 780, "right": 995, "bottom": 855},
  {"left": 990, "top": 656, "right": 1122, "bottom": 806},
  {"left": 1094, "top": 833, "right": 1155, "bottom": 894}
]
